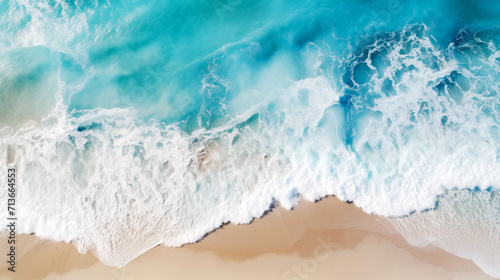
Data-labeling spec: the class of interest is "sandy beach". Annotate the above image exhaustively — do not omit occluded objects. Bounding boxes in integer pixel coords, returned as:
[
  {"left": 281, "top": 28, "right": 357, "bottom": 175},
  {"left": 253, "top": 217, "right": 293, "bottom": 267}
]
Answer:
[{"left": 0, "top": 196, "right": 495, "bottom": 280}]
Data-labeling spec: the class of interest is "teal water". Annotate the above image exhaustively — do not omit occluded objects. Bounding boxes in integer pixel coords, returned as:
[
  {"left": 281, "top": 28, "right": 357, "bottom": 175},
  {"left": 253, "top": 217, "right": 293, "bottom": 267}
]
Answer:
[
  {"left": 1, "top": 0, "right": 500, "bottom": 276},
  {"left": 2, "top": 0, "right": 499, "bottom": 125}
]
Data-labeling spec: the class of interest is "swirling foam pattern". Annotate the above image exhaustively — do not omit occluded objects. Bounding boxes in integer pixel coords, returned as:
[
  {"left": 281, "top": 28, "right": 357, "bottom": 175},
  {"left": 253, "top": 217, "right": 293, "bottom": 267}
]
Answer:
[{"left": 0, "top": 0, "right": 500, "bottom": 276}]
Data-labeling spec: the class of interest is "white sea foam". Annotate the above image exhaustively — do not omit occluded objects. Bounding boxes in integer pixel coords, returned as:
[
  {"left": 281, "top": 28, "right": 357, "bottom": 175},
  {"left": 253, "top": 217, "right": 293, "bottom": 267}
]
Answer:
[
  {"left": 392, "top": 189, "right": 500, "bottom": 278},
  {"left": 0, "top": 23, "right": 499, "bottom": 277}
]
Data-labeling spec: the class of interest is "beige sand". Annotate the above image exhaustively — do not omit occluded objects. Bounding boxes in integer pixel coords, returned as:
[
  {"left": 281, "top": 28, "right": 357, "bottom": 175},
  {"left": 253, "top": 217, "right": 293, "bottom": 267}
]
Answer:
[{"left": 0, "top": 196, "right": 496, "bottom": 280}]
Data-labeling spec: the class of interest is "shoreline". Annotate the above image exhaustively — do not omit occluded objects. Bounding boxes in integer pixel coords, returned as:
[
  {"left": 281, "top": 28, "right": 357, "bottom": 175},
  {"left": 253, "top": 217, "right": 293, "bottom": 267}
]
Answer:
[{"left": 0, "top": 196, "right": 496, "bottom": 280}]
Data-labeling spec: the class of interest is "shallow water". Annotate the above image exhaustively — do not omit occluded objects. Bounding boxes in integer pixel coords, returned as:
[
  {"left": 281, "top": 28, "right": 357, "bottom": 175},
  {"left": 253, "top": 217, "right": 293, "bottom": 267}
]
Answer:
[{"left": 0, "top": 0, "right": 499, "bottom": 276}]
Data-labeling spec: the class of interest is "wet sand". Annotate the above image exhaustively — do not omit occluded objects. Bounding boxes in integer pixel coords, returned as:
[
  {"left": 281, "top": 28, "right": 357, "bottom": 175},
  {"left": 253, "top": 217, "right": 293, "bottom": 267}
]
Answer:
[{"left": 0, "top": 196, "right": 495, "bottom": 280}]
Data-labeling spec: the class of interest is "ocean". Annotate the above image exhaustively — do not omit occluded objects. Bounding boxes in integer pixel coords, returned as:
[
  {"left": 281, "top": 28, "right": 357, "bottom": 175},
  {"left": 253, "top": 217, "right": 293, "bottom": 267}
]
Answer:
[{"left": 0, "top": 0, "right": 499, "bottom": 277}]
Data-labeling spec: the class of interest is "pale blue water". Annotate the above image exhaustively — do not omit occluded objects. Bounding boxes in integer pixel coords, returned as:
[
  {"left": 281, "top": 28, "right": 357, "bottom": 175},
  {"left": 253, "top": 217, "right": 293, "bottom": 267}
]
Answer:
[{"left": 1, "top": 0, "right": 500, "bottom": 276}]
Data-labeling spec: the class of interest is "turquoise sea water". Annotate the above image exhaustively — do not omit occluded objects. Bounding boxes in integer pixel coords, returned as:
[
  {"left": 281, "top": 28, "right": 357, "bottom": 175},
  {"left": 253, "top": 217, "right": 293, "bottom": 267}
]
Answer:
[{"left": 1, "top": 0, "right": 500, "bottom": 276}]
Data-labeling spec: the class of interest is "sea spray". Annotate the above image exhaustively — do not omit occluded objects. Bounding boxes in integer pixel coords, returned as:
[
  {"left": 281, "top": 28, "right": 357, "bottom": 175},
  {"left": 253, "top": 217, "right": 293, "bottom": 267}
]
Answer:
[{"left": 0, "top": 0, "right": 500, "bottom": 276}]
